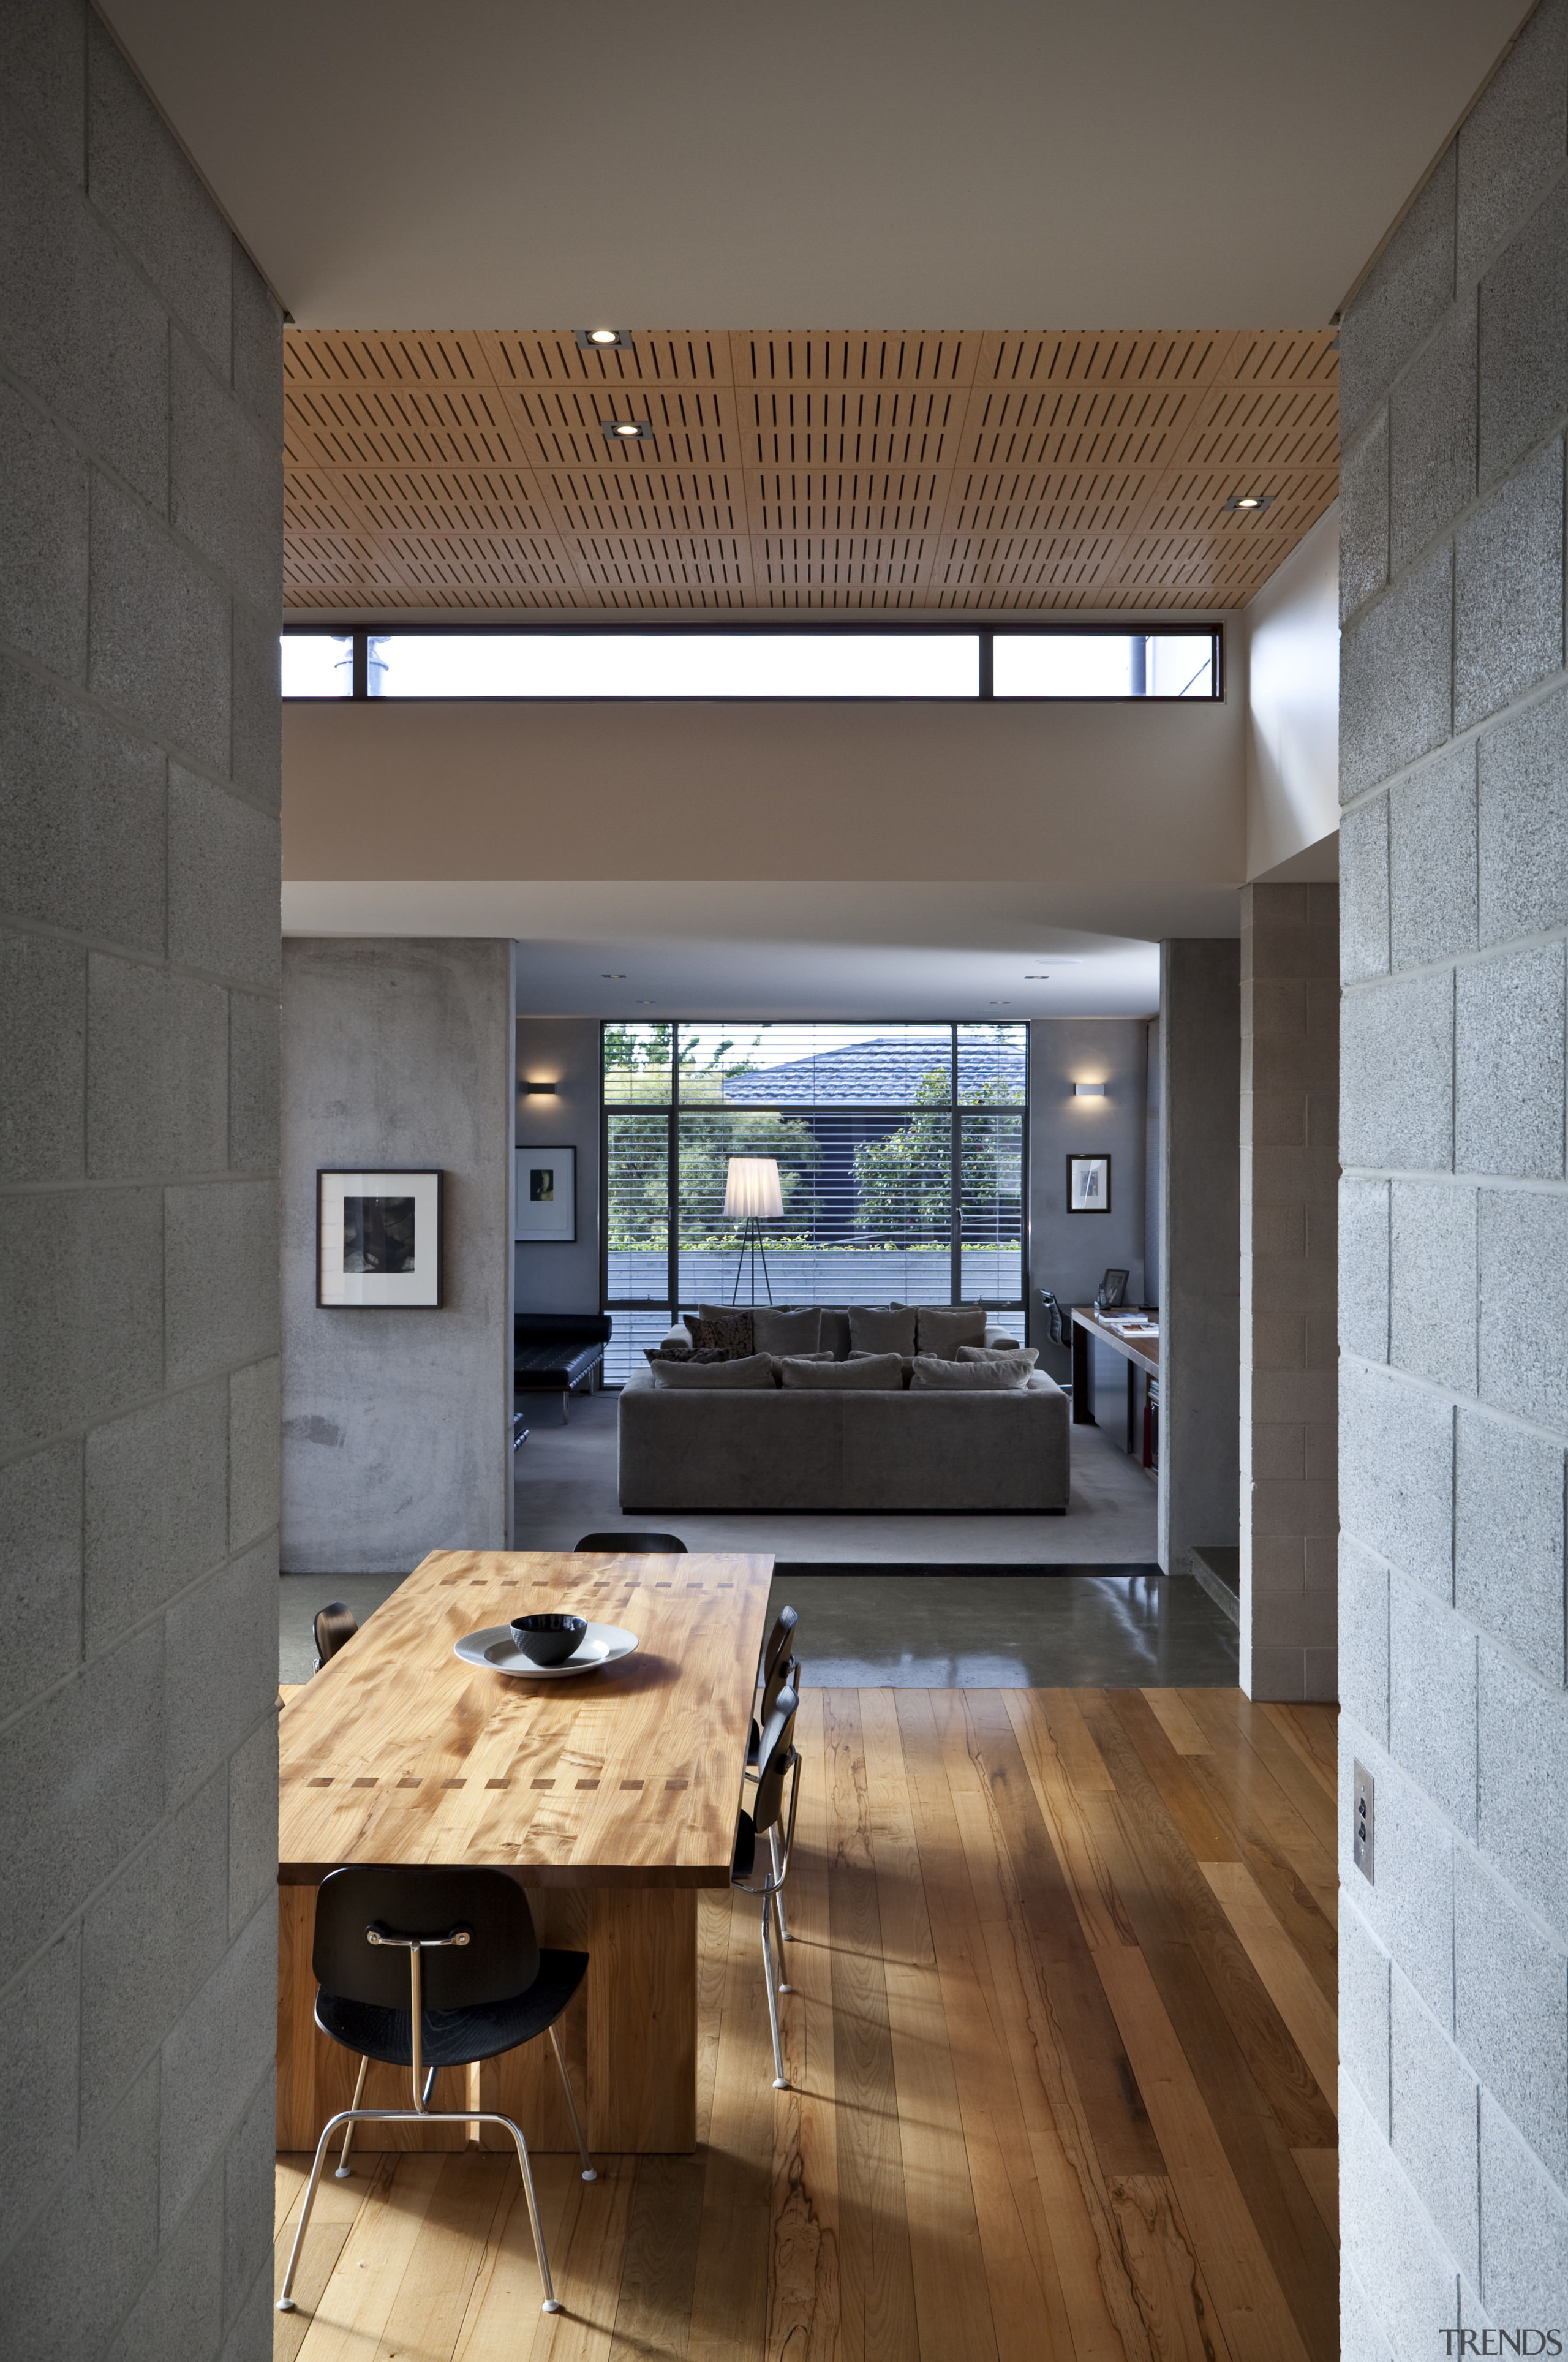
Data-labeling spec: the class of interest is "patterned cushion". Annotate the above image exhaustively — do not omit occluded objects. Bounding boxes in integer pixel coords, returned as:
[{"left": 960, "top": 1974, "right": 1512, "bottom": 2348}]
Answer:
[{"left": 689, "top": 1310, "right": 755, "bottom": 1356}]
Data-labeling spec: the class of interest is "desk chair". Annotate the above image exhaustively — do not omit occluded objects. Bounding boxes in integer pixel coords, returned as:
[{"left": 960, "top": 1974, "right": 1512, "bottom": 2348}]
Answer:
[
  {"left": 312, "top": 1603, "right": 358, "bottom": 1669},
  {"left": 276, "top": 1866, "right": 595, "bottom": 2319},
  {"left": 733, "top": 1686, "right": 801, "bottom": 2090},
  {"left": 573, "top": 1531, "right": 686, "bottom": 1554}
]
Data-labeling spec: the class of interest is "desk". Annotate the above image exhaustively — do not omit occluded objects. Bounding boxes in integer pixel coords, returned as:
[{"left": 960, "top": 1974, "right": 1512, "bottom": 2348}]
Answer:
[
  {"left": 1071, "top": 1307, "right": 1159, "bottom": 1467},
  {"left": 277, "top": 1548, "right": 772, "bottom": 2154}
]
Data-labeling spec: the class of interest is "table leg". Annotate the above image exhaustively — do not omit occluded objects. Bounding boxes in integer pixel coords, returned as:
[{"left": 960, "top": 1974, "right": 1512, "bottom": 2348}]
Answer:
[
  {"left": 1071, "top": 1320, "right": 1095, "bottom": 1424},
  {"left": 1126, "top": 1358, "right": 1137, "bottom": 1455}
]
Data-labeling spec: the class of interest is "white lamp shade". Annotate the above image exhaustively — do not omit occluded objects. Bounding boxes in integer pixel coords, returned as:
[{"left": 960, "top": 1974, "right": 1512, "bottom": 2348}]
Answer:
[{"left": 724, "top": 1155, "right": 783, "bottom": 1218}]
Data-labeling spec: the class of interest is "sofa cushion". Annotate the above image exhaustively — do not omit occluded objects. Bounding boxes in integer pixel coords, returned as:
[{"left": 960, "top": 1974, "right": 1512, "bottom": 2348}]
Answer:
[
  {"left": 689, "top": 1309, "right": 754, "bottom": 1356},
  {"left": 780, "top": 1351, "right": 904, "bottom": 1390},
  {"left": 644, "top": 1343, "right": 733, "bottom": 1367},
  {"left": 850, "top": 1348, "right": 914, "bottom": 1385},
  {"left": 848, "top": 1305, "right": 918, "bottom": 1356},
  {"left": 650, "top": 1351, "right": 777, "bottom": 1389},
  {"left": 915, "top": 1305, "right": 988, "bottom": 1358},
  {"left": 750, "top": 1305, "right": 823, "bottom": 1354},
  {"left": 958, "top": 1343, "right": 1039, "bottom": 1368},
  {"left": 909, "top": 1352, "right": 1032, "bottom": 1390}
]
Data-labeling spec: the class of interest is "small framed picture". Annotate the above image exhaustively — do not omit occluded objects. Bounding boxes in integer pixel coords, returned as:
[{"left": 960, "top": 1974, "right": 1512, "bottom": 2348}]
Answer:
[
  {"left": 1068, "top": 1153, "right": 1112, "bottom": 1213},
  {"left": 318, "top": 1169, "right": 443, "bottom": 1307},
  {"left": 516, "top": 1147, "right": 576, "bottom": 1242}
]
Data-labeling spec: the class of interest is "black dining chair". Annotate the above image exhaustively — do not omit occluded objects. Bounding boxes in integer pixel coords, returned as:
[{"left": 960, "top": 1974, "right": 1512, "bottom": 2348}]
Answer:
[
  {"left": 275, "top": 1865, "right": 596, "bottom": 2319},
  {"left": 573, "top": 1531, "right": 686, "bottom": 1553},
  {"left": 747, "top": 1607, "right": 801, "bottom": 1950},
  {"left": 733, "top": 1685, "right": 801, "bottom": 2091},
  {"left": 312, "top": 1602, "right": 358, "bottom": 1669}
]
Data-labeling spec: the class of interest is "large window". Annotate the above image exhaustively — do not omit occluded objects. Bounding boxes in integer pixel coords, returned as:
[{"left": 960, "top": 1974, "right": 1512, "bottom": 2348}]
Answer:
[
  {"left": 601, "top": 1022, "right": 1027, "bottom": 1384},
  {"left": 282, "top": 627, "right": 1218, "bottom": 701}
]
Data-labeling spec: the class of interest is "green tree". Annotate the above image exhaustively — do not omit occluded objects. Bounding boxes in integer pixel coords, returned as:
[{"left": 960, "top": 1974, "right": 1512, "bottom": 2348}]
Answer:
[{"left": 853, "top": 1068, "right": 1023, "bottom": 1242}]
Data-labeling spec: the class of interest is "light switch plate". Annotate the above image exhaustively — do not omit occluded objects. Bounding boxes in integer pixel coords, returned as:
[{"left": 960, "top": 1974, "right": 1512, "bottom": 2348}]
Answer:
[{"left": 1353, "top": 1760, "right": 1375, "bottom": 1883}]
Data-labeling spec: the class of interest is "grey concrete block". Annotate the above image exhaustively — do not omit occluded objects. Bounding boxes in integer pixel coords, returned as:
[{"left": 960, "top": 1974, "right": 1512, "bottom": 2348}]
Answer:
[
  {"left": 0, "top": 653, "right": 166, "bottom": 953},
  {"left": 1391, "top": 1179, "right": 1477, "bottom": 1396},
  {"left": 1341, "top": 143, "right": 1457, "bottom": 439},
  {"left": 227, "top": 1707, "right": 276, "bottom": 1940},
  {"left": 0, "top": 1931, "right": 79, "bottom": 2250},
  {"left": 1478, "top": 1641, "right": 1568, "bottom": 1938},
  {"left": 1340, "top": 1896, "right": 1392, "bottom": 2132},
  {"left": 0, "top": 0, "right": 86, "bottom": 181},
  {"left": 1340, "top": 794, "right": 1390, "bottom": 983},
  {"left": 89, "top": 474, "right": 230, "bottom": 778},
  {"left": 0, "top": 1185, "right": 162, "bottom": 1459},
  {"left": 84, "top": 1378, "right": 228, "bottom": 1650},
  {"left": 1340, "top": 1360, "right": 1454, "bottom": 1599},
  {"left": 1389, "top": 738, "right": 1477, "bottom": 970},
  {"left": 222, "top": 2070, "right": 276, "bottom": 2330},
  {"left": 163, "top": 1536, "right": 279, "bottom": 1809},
  {"left": 230, "top": 597, "right": 281, "bottom": 810},
  {"left": 1390, "top": 1965, "right": 1480, "bottom": 2279},
  {"left": 1340, "top": 1533, "right": 1390, "bottom": 1745},
  {"left": 86, "top": 953, "right": 228, "bottom": 1180},
  {"left": 1479, "top": 170, "right": 1568, "bottom": 487},
  {"left": 159, "top": 1896, "right": 276, "bottom": 2236},
  {"left": 1478, "top": 1187, "right": 1568, "bottom": 1431},
  {"left": 1455, "top": 435, "right": 1566, "bottom": 733},
  {"left": 230, "top": 241, "right": 282, "bottom": 448},
  {"left": 228, "top": 1355, "right": 279, "bottom": 1552},
  {"left": 1340, "top": 1735, "right": 1457, "bottom": 2028},
  {"left": 219, "top": 2246, "right": 274, "bottom": 2362},
  {"left": 1341, "top": 969, "right": 1453, "bottom": 1174},
  {"left": 1456, "top": 1843, "right": 1568, "bottom": 2187},
  {"left": 1389, "top": 1569, "right": 1478, "bottom": 1836},
  {"left": 0, "top": 376, "right": 88, "bottom": 679},
  {"left": 85, "top": 13, "right": 230, "bottom": 370},
  {"left": 1458, "top": 0, "right": 1568, "bottom": 287},
  {"left": 167, "top": 769, "right": 281, "bottom": 992},
  {"left": 228, "top": 988, "right": 279, "bottom": 1173},
  {"left": 1340, "top": 408, "right": 1390, "bottom": 621},
  {"left": 1456, "top": 1406, "right": 1567, "bottom": 1686},
  {"left": 1340, "top": 2263, "right": 1394, "bottom": 2362},
  {"left": 0, "top": 2058, "right": 159, "bottom": 2361},
  {"left": 0, "top": 1438, "right": 82, "bottom": 1722},
  {"left": 105, "top": 2170, "right": 223, "bottom": 2362},
  {"left": 0, "top": 930, "right": 85, "bottom": 1183},
  {"left": 1340, "top": 1179, "right": 1390, "bottom": 1364},
  {"left": 1478, "top": 676, "right": 1568, "bottom": 946},
  {"left": 170, "top": 330, "right": 282, "bottom": 619},
  {"left": 165, "top": 1179, "right": 279, "bottom": 1386},
  {"left": 1340, "top": 2077, "right": 1463, "bottom": 2360},
  {"left": 1390, "top": 300, "right": 1477, "bottom": 571},
  {"left": 0, "top": 1620, "right": 164, "bottom": 1993},
  {"left": 80, "top": 1770, "right": 228, "bottom": 2134},
  {"left": 1340, "top": 543, "right": 1454, "bottom": 801},
  {"left": 0, "top": 128, "right": 168, "bottom": 507},
  {"left": 1456, "top": 942, "right": 1566, "bottom": 1180},
  {"left": 1479, "top": 2086, "right": 1568, "bottom": 2320}
]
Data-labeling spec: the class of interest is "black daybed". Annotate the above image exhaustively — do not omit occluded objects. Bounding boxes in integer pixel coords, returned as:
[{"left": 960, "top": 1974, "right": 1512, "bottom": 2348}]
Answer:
[{"left": 514, "top": 1312, "right": 611, "bottom": 1422}]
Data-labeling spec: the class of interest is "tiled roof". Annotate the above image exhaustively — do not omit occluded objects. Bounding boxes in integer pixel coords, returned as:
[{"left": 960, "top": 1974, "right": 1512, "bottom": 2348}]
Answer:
[{"left": 720, "top": 1035, "right": 1025, "bottom": 1107}]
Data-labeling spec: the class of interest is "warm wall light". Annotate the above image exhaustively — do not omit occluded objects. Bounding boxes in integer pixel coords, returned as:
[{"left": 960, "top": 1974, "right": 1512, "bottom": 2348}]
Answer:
[
  {"left": 1073, "top": 1081, "right": 1107, "bottom": 1097},
  {"left": 520, "top": 1080, "right": 559, "bottom": 1096}
]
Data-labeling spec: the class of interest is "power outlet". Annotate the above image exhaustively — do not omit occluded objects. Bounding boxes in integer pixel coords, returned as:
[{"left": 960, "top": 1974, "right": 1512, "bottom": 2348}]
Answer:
[{"left": 1353, "top": 1761, "right": 1375, "bottom": 1883}]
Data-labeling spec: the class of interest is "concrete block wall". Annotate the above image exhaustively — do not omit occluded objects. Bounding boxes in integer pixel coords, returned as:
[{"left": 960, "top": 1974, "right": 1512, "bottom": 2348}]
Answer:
[
  {"left": 0, "top": 6, "right": 282, "bottom": 2356},
  {"left": 1338, "top": 0, "right": 1568, "bottom": 2338},
  {"left": 1239, "top": 883, "right": 1338, "bottom": 1700}
]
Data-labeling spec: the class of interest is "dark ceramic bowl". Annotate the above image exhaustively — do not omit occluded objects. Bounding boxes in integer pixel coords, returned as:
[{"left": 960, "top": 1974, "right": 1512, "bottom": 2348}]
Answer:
[{"left": 510, "top": 1612, "right": 587, "bottom": 1667}]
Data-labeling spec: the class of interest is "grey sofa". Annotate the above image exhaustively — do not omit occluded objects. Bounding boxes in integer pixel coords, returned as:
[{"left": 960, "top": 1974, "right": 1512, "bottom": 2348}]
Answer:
[{"left": 618, "top": 1314, "right": 1070, "bottom": 1512}]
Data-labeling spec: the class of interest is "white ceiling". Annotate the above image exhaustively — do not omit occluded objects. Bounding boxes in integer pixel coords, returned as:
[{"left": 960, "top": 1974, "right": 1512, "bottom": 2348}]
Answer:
[{"left": 104, "top": 0, "right": 1528, "bottom": 328}]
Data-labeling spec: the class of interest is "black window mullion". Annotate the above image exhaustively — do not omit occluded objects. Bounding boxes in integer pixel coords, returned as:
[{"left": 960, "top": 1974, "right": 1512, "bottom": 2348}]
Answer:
[
  {"left": 352, "top": 630, "right": 368, "bottom": 698},
  {"left": 949, "top": 1026, "right": 962, "bottom": 1304},
  {"left": 668, "top": 1034, "right": 680, "bottom": 1317}
]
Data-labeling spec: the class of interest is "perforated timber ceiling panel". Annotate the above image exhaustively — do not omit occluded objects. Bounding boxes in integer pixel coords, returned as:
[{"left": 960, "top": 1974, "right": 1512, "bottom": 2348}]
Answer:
[{"left": 283, "top": 328, "right": 1338, "bottom": 609}]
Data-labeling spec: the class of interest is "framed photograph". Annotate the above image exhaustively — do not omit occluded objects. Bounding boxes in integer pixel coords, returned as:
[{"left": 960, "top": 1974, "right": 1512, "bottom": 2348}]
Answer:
[
  {"left": 516, "top": 1146, "right": 576, "bottom": 1242},
  {"left": 318, "top": 1169, "right": 443, "bottom": 1307},
  {"left": 1068, "top": 1153, "right": 1112, "bottom": 1213}
]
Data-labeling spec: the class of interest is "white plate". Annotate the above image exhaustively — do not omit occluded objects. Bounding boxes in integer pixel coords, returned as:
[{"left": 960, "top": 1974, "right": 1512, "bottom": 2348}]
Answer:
[{"left": 454, "top": 1622, "right": 639, "bottom": 1678}]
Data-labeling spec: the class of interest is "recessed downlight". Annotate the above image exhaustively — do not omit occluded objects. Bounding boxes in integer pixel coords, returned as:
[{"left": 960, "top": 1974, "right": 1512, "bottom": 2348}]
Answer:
[
  {"left": 1224, "top": 492, "right": 1273, "bottom": 513},
  {"left": 576, "top": 327, "right": 633, "bottom": 350},
  {"left": 601, "top": 972, "right": 626, "bottom": 979},
  {"left": 1023, "top": 972, "right": 1049, "bottom": 979},
  {"left": 602, "top": 417, "right": 653, "bottom": 442},
  {"left": 988, "top": 999, "right": 1012, "bottom": 1005}
]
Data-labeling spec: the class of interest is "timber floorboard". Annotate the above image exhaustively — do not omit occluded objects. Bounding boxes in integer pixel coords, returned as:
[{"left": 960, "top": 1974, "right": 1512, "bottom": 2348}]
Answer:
[{"left": 276, "top": 1688, "right": 1338, "bottom": 2361}]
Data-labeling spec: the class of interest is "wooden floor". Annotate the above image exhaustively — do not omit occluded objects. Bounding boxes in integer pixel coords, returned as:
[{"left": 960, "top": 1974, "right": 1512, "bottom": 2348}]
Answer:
[{"left": 274, "top": 1686, "right": 1338, "bottom": 2361}]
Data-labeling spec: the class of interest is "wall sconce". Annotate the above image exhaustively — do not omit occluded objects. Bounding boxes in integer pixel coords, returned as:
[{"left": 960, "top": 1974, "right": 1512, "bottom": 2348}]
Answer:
[
  {"left": 1073, "top": 1081, "right": 1106, "bottom": 1098},
  {"left": 520, "top": 1080, "right": 559, "bottom": 1096}
]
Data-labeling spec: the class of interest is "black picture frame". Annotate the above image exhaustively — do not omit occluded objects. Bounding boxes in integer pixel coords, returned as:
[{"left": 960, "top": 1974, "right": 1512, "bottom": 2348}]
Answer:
[
  {"left": 1067, "top": 1153, "right": 1112, "bottom": 1213},
  {"left": 317, "top": 1168, "right": 445, "bottom": 1307}
]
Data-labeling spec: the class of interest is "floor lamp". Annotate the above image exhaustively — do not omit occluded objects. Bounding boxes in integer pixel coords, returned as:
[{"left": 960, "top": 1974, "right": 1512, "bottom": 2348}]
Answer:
[{"left": 725, "top": 1156, "right": 783, "bottom": 1305}]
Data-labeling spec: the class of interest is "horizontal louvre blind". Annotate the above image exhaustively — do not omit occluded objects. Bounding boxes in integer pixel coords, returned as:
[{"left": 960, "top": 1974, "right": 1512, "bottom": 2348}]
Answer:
[
  {"left": 605, "top": 1112, "right": 668, "bottom": 1300},
  {"left": 959, "top": 1109, "right": 1025, "bottom": 1302}
]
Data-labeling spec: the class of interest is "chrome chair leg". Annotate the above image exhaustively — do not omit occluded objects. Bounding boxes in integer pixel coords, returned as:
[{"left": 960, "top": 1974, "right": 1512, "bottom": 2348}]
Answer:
[
  {"left": 548, "top": 2023, "right": 598, "bottom": 2181},
  {"left": 502, "top": 2116, "right": 559, "bottom": 2312},
  {"left": 770, "top": 1890, "right": 791, "bottom": 1992},
  {"left": 277, "top": 2110, "right": 344, "bottom": 2309},
  {"left": 760, "top": 1906, "right": 788, "bottom": 2089},
  {"left": 334, "top": 2056, "right": 369, "bottom": 2177},
  {"left": 769, "top": 1824, "right": 793, "bottom": 1943}
]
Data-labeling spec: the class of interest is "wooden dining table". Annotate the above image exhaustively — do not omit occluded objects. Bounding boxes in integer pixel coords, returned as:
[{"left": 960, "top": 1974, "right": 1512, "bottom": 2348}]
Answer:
[{"left": 277, "top": 1548, "right": 774, "bottom": 2156}]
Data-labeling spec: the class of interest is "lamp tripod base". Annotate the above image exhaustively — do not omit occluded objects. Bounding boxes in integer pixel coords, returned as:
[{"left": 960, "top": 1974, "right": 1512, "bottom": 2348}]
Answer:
[{"left": 729, "top": 1219, "right": 774, "bottom": 1305}]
